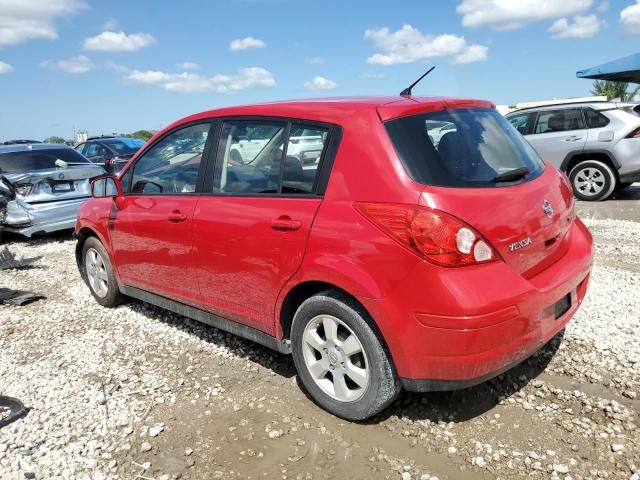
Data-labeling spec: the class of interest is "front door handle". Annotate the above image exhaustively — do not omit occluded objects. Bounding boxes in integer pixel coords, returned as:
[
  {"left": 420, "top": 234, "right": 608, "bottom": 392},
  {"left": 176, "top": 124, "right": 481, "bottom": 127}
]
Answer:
[
  {"left": 168, "top": 210, "right": 187, "bottom": 223},
  {"left": 564, "top": 135, "right": 583, "bottom": 142},
  {"left": 271, "top": 216, "right": 302, "bottom": 231}
]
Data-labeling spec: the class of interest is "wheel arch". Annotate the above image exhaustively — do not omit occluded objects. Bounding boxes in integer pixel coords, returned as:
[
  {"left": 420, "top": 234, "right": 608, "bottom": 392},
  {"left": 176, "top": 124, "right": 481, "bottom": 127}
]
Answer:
[
  {"left": 75, "top": 226, "right": 114, "bottom": 282},
  {"left": 560, "top": 150, "right": 620, "bottom": 179}
]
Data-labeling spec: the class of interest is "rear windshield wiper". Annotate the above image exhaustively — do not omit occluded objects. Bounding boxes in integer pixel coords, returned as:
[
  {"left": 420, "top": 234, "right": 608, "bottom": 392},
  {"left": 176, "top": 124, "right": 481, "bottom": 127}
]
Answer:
[{"left": 491, "top": 167, "right": 530, "bottom": 183}]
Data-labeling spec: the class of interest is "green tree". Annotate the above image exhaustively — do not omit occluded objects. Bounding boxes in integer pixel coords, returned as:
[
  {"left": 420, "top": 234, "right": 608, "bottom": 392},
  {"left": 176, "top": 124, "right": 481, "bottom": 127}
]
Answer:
[
  {"left": 44, "top": 136, "right": 66, "bottom": 144},
  {"left": 123, "top": 130, "right": 154, "bottom": 141},
  {"left": 591, "top": 80, "right": 640, "bottom": 101}
]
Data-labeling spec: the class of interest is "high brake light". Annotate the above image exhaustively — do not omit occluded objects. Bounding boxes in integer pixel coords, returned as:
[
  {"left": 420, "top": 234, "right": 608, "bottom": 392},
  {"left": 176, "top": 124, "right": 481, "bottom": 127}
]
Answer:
[{"left": 354, "top": 203, "right": 499, "bottom": 267}]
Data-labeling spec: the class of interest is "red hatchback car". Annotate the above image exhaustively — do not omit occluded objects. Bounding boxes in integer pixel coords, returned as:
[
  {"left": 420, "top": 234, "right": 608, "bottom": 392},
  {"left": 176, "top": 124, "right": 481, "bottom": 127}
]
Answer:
[{"left": 75, "top": 96, "right": 593, "bottom": 420}]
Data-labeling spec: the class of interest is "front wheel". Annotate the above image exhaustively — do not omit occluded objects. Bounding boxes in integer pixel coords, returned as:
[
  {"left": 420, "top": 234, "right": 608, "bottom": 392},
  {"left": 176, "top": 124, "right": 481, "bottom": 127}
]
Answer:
[
  {"left": 569, "top": 160, "right": 616, "bottom": 201},
  {"left": 82, "top": 237, "right": 125, "bottom": 307},
  {"left": 291, "top": 290, "right": 399, "bottom": 420}
]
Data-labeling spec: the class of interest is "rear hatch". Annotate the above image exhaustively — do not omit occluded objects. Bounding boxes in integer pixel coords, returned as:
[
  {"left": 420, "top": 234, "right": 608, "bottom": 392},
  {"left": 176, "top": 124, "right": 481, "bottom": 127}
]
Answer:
[
  {"left": 0, "top": 147, "right": 105, "bottom": 203},
  {"left": 384, "top": 105, "right": 574, "bottom": 277}
]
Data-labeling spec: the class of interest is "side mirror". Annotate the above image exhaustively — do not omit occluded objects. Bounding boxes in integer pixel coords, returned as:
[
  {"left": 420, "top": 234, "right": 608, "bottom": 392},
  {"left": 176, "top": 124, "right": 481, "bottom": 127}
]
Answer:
[{"left": 91, "top": 176, "right": 123, "bottom": 198}]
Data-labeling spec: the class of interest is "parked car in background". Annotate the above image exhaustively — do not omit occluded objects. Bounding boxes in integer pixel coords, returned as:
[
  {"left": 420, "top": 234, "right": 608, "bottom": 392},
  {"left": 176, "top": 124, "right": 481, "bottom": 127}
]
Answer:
[
  {"left": 506, "top": 101, "right": 640, "bottom": 201},
  {"left": 0, "top": 143, "right": 104, "bottom": 237},
  {"left": 76, "top": 96, "right": 592, "bottom": 420},
  {"left": 75, "top": 136, "right": 145, "bottom": 174}
]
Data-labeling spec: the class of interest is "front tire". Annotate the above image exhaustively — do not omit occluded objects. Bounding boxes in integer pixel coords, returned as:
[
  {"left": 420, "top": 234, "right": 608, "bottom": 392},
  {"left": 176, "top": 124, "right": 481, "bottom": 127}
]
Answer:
[
  {"left": 569, "top": 160, "right": 616, "bottom": 201},
  {"left": 291, "top": 290, "right": 399, "bottom": 420},
  {"left": 82, "top": 237, "right": 125, "bottom": 307}
]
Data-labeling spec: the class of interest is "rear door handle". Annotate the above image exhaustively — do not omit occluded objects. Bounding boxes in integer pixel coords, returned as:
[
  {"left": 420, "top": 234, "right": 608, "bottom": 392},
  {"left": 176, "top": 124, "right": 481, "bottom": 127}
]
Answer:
[
  {"left": 271, "top": 216, "right": 302, "bottom": 231},
  {"left": 564, "top": 135, "right": 583, "bottom": 142},
  {"left": 168, "top": 210, "right": 187, "bottom": 223}
]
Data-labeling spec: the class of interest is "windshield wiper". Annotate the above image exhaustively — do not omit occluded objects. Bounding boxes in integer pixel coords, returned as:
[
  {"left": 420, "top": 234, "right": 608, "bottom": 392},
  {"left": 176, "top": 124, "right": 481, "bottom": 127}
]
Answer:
[{"left": 491, "top": 167, "right": 530, "bottom": 183}]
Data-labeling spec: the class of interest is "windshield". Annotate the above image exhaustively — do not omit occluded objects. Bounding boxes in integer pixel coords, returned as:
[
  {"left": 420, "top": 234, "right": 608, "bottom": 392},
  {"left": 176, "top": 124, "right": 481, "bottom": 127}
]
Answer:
[
  {"left": 385, "top": 108, "right": 545, "bottom": 188},
  {"left": 102, "top": 138, "right": 144, "bottom": 154},
  {"left": 0, "top": 148, "right": 91, "bottom": 173}
]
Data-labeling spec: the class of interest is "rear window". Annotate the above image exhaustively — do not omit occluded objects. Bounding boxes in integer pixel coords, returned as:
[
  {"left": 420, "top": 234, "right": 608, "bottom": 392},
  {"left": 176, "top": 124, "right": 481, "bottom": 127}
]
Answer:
[
  {"left": 385, "top": 108, "right": 545, "bottom": 188},
  {"left": 0, "top": 148, "right": 91, "bottom": 174}
]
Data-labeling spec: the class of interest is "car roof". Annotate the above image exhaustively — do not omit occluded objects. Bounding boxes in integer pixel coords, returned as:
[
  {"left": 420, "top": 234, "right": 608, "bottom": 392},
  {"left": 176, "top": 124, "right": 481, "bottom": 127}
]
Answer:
[
  {"left": 85, "top": 136, "right": 138, "bottom": 142},
  {"left": 161, "top": 95, "right": 494, "bottom": 132},
  {"left": 506, "top": 101, "right": 626, "bottom": 115},
  {"left": 0, "top": 143, "right": 74, "bottom": 155}
]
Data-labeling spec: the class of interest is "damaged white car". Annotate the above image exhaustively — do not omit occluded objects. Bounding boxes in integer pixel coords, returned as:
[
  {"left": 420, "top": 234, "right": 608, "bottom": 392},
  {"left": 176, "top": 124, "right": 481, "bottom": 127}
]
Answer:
[{"left": 0, "top": 143, "right": 105, "bottom": 237}]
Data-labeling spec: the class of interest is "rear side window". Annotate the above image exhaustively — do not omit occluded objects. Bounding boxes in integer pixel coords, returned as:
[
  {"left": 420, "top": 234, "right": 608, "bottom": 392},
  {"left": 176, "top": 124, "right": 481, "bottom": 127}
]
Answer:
[
  {"left": 534, "top": 109, "right": 585, "bottom": 134},
  {"left": 584, "top": 109, "right": 610, "bottom": 128},
  {"left": 0, "top": 148, "right": 91, "bottom": 173},
  {"left": 213, "top": 121, "right": 328, "bottom": 195},
  {"left": 385, "top": 108, "right": 544, "bottom": 188}
]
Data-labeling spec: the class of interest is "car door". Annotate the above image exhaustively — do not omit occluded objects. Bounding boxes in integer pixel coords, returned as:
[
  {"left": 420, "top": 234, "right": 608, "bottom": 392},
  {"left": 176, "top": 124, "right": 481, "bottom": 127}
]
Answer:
[
  {"left": 109, "top": 121, "right": 213, "bottom": 306},
  {"left": 191, "top": 120, "right": 333, "bottom": 333},
  {"left": 526, "top": 108, "right": 587, "bottom": 168}
]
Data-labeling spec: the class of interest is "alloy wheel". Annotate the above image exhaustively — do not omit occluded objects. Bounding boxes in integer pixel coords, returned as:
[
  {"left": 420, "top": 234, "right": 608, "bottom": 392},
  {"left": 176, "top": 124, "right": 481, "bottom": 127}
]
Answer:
[
  {"left": 301, "top": 314, "right": 369, "bottom": 402},
  {"left": 85, "top": 248, "right": 109, "bottom": 298}
]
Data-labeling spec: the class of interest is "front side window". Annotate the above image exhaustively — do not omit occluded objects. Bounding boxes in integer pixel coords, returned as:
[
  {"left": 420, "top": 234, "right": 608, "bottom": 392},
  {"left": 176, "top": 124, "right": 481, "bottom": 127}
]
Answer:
[
  {"left": 129, "top": 123, "right": 210, "bottom": 194},
  {"left": 534, "top": 109, "right": 585, "bottom": 134},
  {"left": 385, "top": 108, "right": 545, "bottom": 188}
]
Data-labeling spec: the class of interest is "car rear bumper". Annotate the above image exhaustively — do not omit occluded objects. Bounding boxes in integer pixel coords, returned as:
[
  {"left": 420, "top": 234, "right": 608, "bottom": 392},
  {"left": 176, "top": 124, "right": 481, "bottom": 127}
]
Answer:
[
  {"left": 1, "top": 196, "right": 90, "bottom": 237},
  {"left": 357, "top": 217, "right": 593, "bottom": 390}
]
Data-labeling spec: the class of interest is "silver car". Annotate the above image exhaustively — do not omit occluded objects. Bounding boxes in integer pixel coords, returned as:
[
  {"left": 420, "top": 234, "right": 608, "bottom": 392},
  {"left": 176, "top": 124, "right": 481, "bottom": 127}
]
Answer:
[
  {"left": 0, "top": 143, "right": 105, "bottom": 237},
  {"left": 506, "top": 101, "right": 640, "bottom": 201}
]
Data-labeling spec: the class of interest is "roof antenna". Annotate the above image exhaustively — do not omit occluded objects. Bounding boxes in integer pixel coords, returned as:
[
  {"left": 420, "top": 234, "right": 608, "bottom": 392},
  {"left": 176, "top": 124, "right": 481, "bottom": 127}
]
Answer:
[{"left": 400, "top": 66, "right": 436, "bottom": 97}]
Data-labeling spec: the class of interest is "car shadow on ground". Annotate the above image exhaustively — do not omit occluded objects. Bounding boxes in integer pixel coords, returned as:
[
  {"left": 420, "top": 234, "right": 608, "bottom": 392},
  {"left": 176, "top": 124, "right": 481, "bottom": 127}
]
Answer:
[
  {"left": 123, "top": 298, "right": 298, "bottom": 380},
  {"left": 610, "top": 184, "right": 640, "bottom": 200},
  {"left": 376, "top": 331, "right": 564, "bottom": 424},
  {"left": 117, "top": 296, "right": 564, "bottom": 424}
]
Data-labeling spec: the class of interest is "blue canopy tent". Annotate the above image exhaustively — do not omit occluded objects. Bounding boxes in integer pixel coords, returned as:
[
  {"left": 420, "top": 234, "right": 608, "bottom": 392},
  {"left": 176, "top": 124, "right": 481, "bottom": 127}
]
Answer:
[{"left": 577, "top": 53, "right": 640, "bottom": 83}]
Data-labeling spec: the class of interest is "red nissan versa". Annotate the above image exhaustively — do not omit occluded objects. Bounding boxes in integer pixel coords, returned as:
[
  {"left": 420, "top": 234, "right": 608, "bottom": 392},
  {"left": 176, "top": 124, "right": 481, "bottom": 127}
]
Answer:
[{"left": 75, "top": 96, "right": 593, "bottom": 420}]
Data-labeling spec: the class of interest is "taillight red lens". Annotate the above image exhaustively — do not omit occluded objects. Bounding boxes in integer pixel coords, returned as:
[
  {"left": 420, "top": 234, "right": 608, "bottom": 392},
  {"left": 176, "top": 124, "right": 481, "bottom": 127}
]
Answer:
[
  {"left": 354, "top": 203, "right": 499, "bottom": 267},
  {"left": 627, "top": 127, "right": 640, "bottom": 138}
]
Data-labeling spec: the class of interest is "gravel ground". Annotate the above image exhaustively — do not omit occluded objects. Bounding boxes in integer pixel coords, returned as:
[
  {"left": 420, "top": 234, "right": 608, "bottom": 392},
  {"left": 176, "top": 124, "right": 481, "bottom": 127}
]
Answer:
[{"left": 1, "top": 197, "right": 639, "bottom": 480}]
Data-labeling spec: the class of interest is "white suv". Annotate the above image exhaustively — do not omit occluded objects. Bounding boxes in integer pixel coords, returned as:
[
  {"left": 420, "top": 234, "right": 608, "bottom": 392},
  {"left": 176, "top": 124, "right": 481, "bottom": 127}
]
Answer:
[{"left": 506, "top": 102, "right": 640, "bottom": 201}]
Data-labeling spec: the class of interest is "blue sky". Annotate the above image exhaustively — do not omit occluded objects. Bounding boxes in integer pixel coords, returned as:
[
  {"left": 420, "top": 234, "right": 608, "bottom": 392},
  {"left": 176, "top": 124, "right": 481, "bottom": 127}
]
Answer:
[{"left": 0, "top": 0, "right": 639, "bottom": 140}]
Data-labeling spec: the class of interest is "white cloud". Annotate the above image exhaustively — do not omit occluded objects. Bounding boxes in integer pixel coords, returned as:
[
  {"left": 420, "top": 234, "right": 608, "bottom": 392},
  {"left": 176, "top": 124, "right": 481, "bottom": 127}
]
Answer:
[
  {"left": 177, "top": 61, "right": 199, "bottom": 70},
  {"left": 621, "top": 0, "right": 640, "bottom": 34},
  {"left": 229, "top": 36, "right": 266, "bottom": 51},
  {"left": 364, "top": 25, "right": 488, "bottom": 65},
  {"left": 0, "top": 0, "right": 87, "bottom": 46},
  {"left": 41, "top": 55, "right": 94, "bottom": 74},
  {"left": 102, "top": 17, "right": 118, "bottom": 30},
  {"left": 308, "top": 57, "right": 325, "bottom": 65},
  {"left": 0, "top": 60, "right": 14, "bottom": 74},
  {"left": 457, "top": 0, "right": 592, "bottom": 30},
  {"left": 126, "top": 66, "right": 276, "bottom": 93},
  {"left": 304, "top": 76, "right": 337, "bottom": 90},
  {"left": 454, "top": 44, "right": 489, "bottom": 64},
  {"left": 84, "top": 31, "right": 155, "bottom": 52},
  {"left": 549, "top": 14, "right": 601, "bottom": 38}
]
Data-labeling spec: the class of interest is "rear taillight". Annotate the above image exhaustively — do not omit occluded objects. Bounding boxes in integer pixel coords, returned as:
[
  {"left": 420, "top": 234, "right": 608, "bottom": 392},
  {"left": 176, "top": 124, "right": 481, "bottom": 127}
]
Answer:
[
  {"left": 627, "top": 127, "right": 640, "bottom": 138},
  {"left": 354, "top": 203, "right": 499, "bottom": 267},
  {"left": 15, "top": 183, "right": 33, "bottom": 197}
]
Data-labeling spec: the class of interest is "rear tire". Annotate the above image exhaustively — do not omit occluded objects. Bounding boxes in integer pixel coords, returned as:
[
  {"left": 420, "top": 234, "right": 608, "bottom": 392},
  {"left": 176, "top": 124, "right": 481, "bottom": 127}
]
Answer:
[
  {"left": 569, "top": 160, "right": 616, "bottom": 201},
  {"left": 82, "top": 237, "right": 125, "bottom": 308},
  {"left": 291, "top": 289, "right": 400, "bottom": 420}
]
